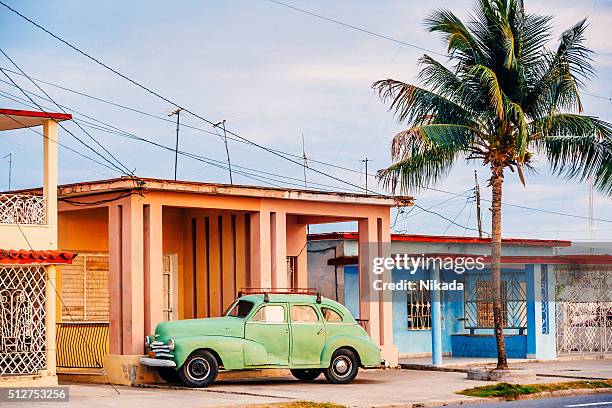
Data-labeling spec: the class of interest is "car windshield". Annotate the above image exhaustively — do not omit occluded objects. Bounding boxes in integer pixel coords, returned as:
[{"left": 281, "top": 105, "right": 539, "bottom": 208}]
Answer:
[{"left": 224, "top": 300, "right": 255, "bottom": 318}]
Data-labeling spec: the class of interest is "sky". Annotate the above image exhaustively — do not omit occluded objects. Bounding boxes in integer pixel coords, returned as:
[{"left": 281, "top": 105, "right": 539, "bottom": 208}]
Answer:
[{"left": 0, "top": 0, "right": 611, "bottom": 241}]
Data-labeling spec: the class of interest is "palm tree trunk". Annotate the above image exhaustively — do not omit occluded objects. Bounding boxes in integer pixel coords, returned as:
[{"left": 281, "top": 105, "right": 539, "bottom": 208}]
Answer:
[{"left": 491, "top": 166, "right": 508, "bottom": 370}]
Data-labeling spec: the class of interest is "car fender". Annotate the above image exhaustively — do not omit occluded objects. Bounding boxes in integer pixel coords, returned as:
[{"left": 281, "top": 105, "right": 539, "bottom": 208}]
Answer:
[
  {"left": 173, "top": 335, "right": 245, "bottom": 370},
  {"left": 321, "top": 335, "right": 381, "bottom": 368}
]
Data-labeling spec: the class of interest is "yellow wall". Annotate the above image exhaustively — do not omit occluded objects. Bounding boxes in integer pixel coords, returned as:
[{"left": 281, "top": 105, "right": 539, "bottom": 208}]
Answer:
[{"left": 59, "top": 208, "right": 108, "bottom": 251}]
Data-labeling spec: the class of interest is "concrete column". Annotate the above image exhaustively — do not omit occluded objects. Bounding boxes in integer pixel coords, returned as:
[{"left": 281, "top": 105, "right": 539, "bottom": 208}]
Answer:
[
  {"left": 42, "top": 119, "right": 58, "bottom": 248},
  {"left": 271, "top": 211, "right": 287, "bottom": 289},
  {"left": 430, "top": 264, "right": 443, "bottom": 366},
  {"left": 121, "top": 198, "right": 145, "bottom": 355},
  {"left": 358, "top": 217, "right": 380, "bottom": 344},
  {"left": 45, "top": 265, "right": 57, "bottom": 377},
  {"left": 108, "top": 204, "right": 123, "bottom": 355},
  {"left": 249, "top": 210, "right": 272, "bottom": 288},
  {"left": 526, "top": 264, "right": 557, "bottom": 359},
  {"left": 144, "top": 204, "right": 163, "bottom": 335},
  {"left": 377, "top": 216, "right": 398, "bottom": 366}
]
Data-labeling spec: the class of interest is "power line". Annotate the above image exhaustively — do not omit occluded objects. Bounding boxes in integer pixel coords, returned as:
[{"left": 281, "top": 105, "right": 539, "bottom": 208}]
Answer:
[
  {"left": 0, "top": 84, "right": 365, "bottom": 193},
  {"left": 5, "top": 67, "right": 607, "bottom": 206},
  {"left": 0, "top": 2, "right": 388, "bottom": 196},
  {"left": 265, "top": 0, "right": 447, "bottom": 57},
  {"left": 0, "top": 48, "right": 132, "bottom": 175},
  {"left": 3, "top": 2, "right": 610, "bottom": 224},
  {"left": 1, "top": 113, "right": 124, "bottom": 174},
  {"left": 0, "top": 69, "right": 131, "bottom": 176}
]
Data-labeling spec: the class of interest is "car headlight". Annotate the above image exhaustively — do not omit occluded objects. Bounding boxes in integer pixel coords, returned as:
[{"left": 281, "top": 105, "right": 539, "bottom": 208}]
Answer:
[
  {"left": 168, "top": 338, "right": 175, "bottom": 351},
  {"left": 145, "top": 336, "right": 151, "bottom": 348}
]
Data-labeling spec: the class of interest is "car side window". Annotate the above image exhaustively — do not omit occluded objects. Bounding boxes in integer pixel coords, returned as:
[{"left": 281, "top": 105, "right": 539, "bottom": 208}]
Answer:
[
  {"left": 251, "top": 304, "right": 285, "bottom": 323},
  {"left": 321, "top": 307, "right": 343, "bottom": 322},
  {"left": 290, "top": 305, "right": 319, "bottom": 323}
]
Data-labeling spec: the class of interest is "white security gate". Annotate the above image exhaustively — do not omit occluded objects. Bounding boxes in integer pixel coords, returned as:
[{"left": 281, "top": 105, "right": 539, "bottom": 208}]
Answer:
[
  {"left": 556, "top": 265, "right": 612, "bottom": 355},
  {"left": 0, "top": 265, "right": 47, "bottom": 375}
]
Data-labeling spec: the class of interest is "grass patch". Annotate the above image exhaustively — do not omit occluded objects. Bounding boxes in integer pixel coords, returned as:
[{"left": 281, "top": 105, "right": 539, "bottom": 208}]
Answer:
[
  {"left": 245, "top": 402, "right": 346, "bottom": 408},
  {"left": 458, "top": 380, "right": 612, "bottom": 399}
]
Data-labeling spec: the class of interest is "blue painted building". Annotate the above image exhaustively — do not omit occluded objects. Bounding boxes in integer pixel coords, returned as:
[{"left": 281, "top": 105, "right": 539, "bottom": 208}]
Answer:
[{"left": 307, "top": 233, "right": 574, "bottom": 362}]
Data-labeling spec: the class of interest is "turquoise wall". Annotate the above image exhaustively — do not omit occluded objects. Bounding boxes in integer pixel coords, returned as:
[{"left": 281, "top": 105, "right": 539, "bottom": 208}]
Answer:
[{"left": 343, "top": 264, "right": 532, "bottom": 356}]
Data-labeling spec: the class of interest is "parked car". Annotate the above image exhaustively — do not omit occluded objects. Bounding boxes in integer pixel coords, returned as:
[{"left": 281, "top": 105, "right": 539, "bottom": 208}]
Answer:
[{"left": 140, "top": 291, "right": 382, "bottom": 387}]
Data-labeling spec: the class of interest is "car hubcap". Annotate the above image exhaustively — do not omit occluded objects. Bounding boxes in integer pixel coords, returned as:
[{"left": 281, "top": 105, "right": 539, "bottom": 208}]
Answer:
[
  {"left": 333, "top": 356, "right": 351, "bottom": 377},
  {"left": 187, "top": 357, "right": 210, "bottom": 381}
]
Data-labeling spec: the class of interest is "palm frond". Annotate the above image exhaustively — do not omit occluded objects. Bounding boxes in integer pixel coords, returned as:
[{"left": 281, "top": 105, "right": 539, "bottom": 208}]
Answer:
[
  {"left": 534, "top": 114, "right": 612, "bottom": 195},
  {"left": 372, "top": 79, "right": 474, "bottom": 127},
  {"left": 543, "top": 135, "right": 612, "bottom": 195},
  {"left": 378, "top": 146, "right": 460, "bottom": 194},
  {"left": 379, "top": 123, "right": 477, "bottom": 193},
  {"left": 465, "top": 65, "right": 505, "bottom": 120},
  {"left": 525, "top": 19, "right": 593, "bottom": 116},
  {"left": 424, "top": 9, "right": 484, "bottom": 64}
]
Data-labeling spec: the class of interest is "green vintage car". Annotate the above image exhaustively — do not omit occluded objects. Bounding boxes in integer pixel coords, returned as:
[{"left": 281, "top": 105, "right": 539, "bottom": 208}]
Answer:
[{"left": 140, "top": 292, "right": 381, "bottom": 387}]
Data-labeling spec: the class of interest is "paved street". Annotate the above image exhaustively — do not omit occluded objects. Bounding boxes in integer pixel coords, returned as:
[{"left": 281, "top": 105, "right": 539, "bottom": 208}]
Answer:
[{"left": 446, "top": 393, "right": 612, "bottom": 407}]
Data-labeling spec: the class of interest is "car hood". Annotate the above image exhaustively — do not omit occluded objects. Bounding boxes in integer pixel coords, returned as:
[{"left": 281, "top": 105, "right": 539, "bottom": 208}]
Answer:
[{"left": 154, "top": 317, "right": 244, "bottom": 340}]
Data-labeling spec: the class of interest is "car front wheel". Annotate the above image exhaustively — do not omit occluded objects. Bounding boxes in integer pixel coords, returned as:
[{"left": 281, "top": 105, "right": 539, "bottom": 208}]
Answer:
[
  {"left": 324, "top": 348, "right": 359, "bottom": 384},
  {"left": 178, "top": 350, "right": 219, "bottom": 388},
  {"left": 290, "top": 368, "right": 322, "bottom": 381}
]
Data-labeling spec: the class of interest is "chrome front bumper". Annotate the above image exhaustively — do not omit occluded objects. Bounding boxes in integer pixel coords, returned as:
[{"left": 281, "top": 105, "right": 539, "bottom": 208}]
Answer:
[{"left": 140, "top": 357, "right": 176, "bottom": 368}]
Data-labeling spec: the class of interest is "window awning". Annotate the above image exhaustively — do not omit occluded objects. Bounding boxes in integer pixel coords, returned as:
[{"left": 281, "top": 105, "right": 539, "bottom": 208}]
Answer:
[{"left": 0, "top": 249, "right": 77, "bottom": 265}]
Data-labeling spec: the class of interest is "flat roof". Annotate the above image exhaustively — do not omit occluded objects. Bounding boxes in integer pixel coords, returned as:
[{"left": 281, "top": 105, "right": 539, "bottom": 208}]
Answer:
[
  {"left": 15, "top": 176, "right": 410, "bottom": 206},
  {"left": 0, "top": 108, "right": 72, "bottom": 131},
  {"left": 308, "top": 232, "right": 571, "bottom": 247}
]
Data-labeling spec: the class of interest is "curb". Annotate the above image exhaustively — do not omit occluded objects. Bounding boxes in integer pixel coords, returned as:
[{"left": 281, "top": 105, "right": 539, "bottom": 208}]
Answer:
[{"left": 373, "top": 387, "right": 612, "bottom": 408}]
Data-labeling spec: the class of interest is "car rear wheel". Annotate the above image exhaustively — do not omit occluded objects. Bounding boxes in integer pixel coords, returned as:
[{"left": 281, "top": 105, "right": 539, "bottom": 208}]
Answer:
[
  {"left": 157, "top": 367, "right": 180, "bottom": 383},
  {"left": 290, "top": 369, "right": 322, "bottom": 381},
  {"left": 324, "top": 348, "right": 359, "bottom": 384},
  {"left": 178, "top": 350, "right": 218, "bottom": 388}
]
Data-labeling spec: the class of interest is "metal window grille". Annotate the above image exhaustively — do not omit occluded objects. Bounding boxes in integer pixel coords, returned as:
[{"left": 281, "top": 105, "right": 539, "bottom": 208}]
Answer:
[
  {"left": 464, "top": 273, "right": 527, "bottom": 330},
  {"left": 407, "top": 287, "right": 443, "bottom": 330},
  {"left": 0, "top": 194, "right": 46, "bottom": 225},
  {"left": 0, "top": 266, "right": 47, "bottom": 375},
  {"left": 60, "top": 254, "right": 109, "bottom": 322},
  {"left": 556, "top": 265, "right": 612, "bottom": 354}
]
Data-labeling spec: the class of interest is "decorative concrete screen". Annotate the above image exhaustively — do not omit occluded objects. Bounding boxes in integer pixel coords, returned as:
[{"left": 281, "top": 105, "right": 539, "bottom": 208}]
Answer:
[
  {"left": 0, "top": 194, "right": 46, "bottom": 225},
  {"left": 556, "top": 265, "right": 612, "bottom": 354},
  {"left": 0, "top": 265, "right": 47, "bottom": 375}
]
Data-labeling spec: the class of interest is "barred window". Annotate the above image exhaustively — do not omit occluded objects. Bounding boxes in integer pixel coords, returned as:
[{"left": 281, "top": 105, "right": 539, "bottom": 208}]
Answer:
[
  {"left": 60, "top": 254, "right": 109, "bottom": 322},
  {"left": 476, "top": 280, "right": 508, "bottom": 327},
  {"left": 407, "top": 287, "right": 443, "bottom": 330}
]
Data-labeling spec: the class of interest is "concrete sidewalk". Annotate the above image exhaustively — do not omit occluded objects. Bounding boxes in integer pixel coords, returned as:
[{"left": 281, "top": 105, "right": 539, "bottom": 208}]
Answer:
[
  {"left": 399, "top": 356, "right": 612, "bottom": 379},
  {"left": 8, "top": 359, "right": 612, "bottom": 408}
]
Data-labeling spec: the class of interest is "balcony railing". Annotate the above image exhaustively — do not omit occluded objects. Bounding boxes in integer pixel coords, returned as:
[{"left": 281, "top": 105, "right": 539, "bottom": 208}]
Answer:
[{"left": 0, "top": 194, "right": 46, "bottom": 225}]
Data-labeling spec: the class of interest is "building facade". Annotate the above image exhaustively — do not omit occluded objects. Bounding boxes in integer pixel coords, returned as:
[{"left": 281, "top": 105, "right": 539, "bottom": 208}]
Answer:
[
  {"left": 40, "top": 177, "right": 409, "bottom": 383},
  {"left": 308, "top": 233, "right": 612, "bottom": 363},
  {"left": 0, "top": 109, "right": 76, "bottom": 387}
]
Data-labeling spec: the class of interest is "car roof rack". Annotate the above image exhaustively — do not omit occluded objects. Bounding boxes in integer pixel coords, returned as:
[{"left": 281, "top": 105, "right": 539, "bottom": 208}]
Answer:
[{"left": 237, "top": 287, "right": 321, "bottom": 303}]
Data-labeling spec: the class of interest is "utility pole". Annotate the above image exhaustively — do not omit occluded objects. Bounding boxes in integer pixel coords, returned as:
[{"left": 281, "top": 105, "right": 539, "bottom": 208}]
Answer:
[
  {"left": 361, "top": 157, "right": 370, "bottom": 194},
  {"left": 215, "top": 120, "right": 233, "bottom": 184},
  {"left": 474, "top": 170, "right": 483, "bottom": 238},
  {"left": 169, "top": 108, "right": 183, "bottom": 180},
  {"left": 301, "top": 134, "right": 309, "bottom": 189},
  {"left": 3, "top": 152, "right": 12, "bottom": 191}
]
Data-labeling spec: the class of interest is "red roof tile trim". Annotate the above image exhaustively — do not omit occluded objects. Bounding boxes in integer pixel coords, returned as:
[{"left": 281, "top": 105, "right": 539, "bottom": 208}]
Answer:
[
  {"left": 0, "top": 249, "right": 77, "bottom": 265},
  {"left": 0, "top": 108, "right": 72, "bottom": 121},
  {"left": 308, "top": 232, "right": 571, "bottom": 247}
]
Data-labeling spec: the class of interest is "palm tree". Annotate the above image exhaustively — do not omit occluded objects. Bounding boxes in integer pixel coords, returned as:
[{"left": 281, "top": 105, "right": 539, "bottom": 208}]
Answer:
[{"left": 373, "top": 0, "right": 612, "bottom": 370}]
